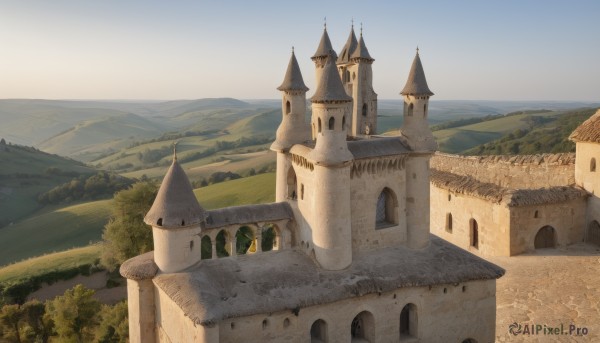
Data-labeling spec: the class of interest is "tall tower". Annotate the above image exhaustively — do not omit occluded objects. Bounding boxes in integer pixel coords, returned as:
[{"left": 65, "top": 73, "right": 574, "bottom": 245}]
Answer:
[
  {"left": 308, "top": 53, "right": 354, "bottom": 270},
  {"left": 311, "top": 24, "right": 336, "bottom": 93},
  {"left": 337, "top": 25, "right": 378, "bottom": 136},
  {"left": 144, "top": 148, "right": 208, "bottom": 273},
  {"left": 400, "top": 49, "right": 436, "bottom": 249},
  {"left": 271, "top": 49, "right": 310, "bottom": 202}
]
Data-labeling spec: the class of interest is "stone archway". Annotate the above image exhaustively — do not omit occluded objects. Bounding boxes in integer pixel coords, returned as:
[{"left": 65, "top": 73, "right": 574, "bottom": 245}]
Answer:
[
  {"left": 534, "top": 226, "right": 556, "bottom": 249},
  {"left": 588, "top": 220, "right": 600, "bottom": 246}
]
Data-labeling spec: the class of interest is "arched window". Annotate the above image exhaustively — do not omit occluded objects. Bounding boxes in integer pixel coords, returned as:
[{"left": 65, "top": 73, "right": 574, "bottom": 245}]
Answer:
[
  {"left": 407, "top": 103, "right": 414, "bottom": 116},
  {"left": 376, "top": 188, "right": 398, "bottom": 228},
  {"left": 285, "top": 100, "right": 291, "bottom": 114},
  {"left": 310, "top": 319, "right": 328, "bottom": 343},
  {"left": 445, "top": 213, "right": 453, "bottom": 233},
  {"left": 470, "top": 219, "right": 478, "bottom": 249},
  {"left": 534, "top": 226, "right": 556, "bottom": 249},
  {"left": 261, "top": 224, "right": 279, "bottom": 252},
  {"left": 318, "top": 118, "right": 322, "bottom": 133},
  {"left": 287, "top": 167, "right": 297, "bottom": 200},
  {"left": 591, "top": 158, "right": 596, "bottom": 172},
  {"left": 328, "top": 117, "right": 335, "bottom": 130},
  {"left": 423, "top": 103, "right": 427, "bottom": 117},
  {"left": 588, "top": 220, "right": 600, "bottom": 246},
  {"left": 534, "top": 210, "right": 539, "bottom": 218},
  {"left": 345, "top": 70, "right": 350, "bottom": 83},
  {"left": 351, "top": 311, "right": 374, "bottom": 342},
  {"left": 216, "top": 230, "right": 230, "bottom": 257},
  {"left": 400, "top": 303, "right": 417, "bottom": 340},
  {"left": 235, "top": 226, "right": 255, "bottom": 255},
  {"left": 342, "top": 116, "right": 346, "bottom": 130},
  {"left": 201, "top": 236, "right": 212, "bottom": 260},
  {"left": 362, "top": 103, "right": 368, "bottom": 117}
]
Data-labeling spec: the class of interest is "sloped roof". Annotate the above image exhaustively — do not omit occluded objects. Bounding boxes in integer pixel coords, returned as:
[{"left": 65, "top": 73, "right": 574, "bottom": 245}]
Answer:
[
  {"left": 120, "top": 251, "right": 157, "bottom": 281},
  {"left": 431, "top": 169, "right": 587, "bottom": 207},
  {"left": 144, "top": 155, "right": 207, "bottom": 228},
  {"left": 337, "top": 27, "right": 358, "bottom": 64},
  {"left": 569, "top": 109, "right": 600, "bottom": 143},
  {"left": 152, "top": 237, "right": 504, "bottom": 326},
  {"left": 350, "top": 33, "right": 373, "bottom": 61},
  {"left": 310, "top": 52, "right": 352, "bottom": 103},
  {"left": 312, "top": 28, "right": 336, "bottom": 60},
  {"left": 277, "top": 50, "right": 309, "bottom": 92},
  {"left": 205, "top": 202, "right": 294, "bottom": 229},
  {"left": 400, "top": 51, "right": 434, "bottom": 96},
  {"left": 347, "top": 136, "right": 411, "bottom": 159}
]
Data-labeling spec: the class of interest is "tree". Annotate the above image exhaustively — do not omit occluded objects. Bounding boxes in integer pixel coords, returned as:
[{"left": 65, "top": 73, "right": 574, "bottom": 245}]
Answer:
[
  {"left": 47, "top": 285, "right": 100, "bottom": 343},
  {"left": 22, "top": 300, "right": 54, "bottom": 343},
  {"left": 95, "top": 301, "right": 128, "bottom": 343},
  {"left": 100, "top": 181, "right": 158, "bottom": 270},
  {"left": 0, "top": 304, "right": 23, "bottom": 343}
]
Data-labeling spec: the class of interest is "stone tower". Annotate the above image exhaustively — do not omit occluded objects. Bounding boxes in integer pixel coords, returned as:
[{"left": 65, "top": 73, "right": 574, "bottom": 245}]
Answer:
[
  {"left": 337, "top": 25, "right": 378, "bottom": 136},
  {"left": 308, "top": 52, "right": 354, "bottom": 270},
  {"left": 401, "top": 49, "right": 436, "bottom": 249},
  {"left": 271, "top": 49, "right": 310, "bottom": 202},
  {"left": 144, "top": 149, "right": 208, "bottom": 273},
  {"left": 310, "top": 24, "right": 336, "bottom": 100}
]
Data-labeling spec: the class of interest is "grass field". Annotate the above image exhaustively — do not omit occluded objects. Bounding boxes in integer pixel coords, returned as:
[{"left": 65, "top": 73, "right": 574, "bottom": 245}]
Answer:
[
  {"left": 0, "top": 245, "right": 101, "bottom": 284},
  {"left": 0, "top": 199, "right": 112, "bottom": 267},
  {"left": 195, "top": 172, "right": 276, "bottom": 209}
]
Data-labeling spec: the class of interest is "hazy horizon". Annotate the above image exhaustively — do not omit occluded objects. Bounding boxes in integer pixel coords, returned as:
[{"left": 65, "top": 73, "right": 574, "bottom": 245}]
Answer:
[{"left": 1, "top": 0, "right": 599, "bottom": 101}]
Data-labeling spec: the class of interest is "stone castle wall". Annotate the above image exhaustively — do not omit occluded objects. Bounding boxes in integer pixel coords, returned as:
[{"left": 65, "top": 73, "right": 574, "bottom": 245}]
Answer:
[{"left": 431, "top": 153, "right": 576, "bottom": 189}]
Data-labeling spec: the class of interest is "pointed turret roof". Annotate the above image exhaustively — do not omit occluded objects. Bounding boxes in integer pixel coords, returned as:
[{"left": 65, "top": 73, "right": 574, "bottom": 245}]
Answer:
[
  {"left": 401, "top": 49, "right": 434, "bottom": 96},
  {"left": 350, "top": 30, "right": 374, "bottom": 61},
  {"left": 337, "top": 26, "right": 358, "bottom": 64},
  {"left": 277, "top": 49, "right": 309, "bottom": 92},
  {"left": 311, "top": 51, "right": 353, "bottom": 103},
  {"left": 312, "top": 27, "right": 337, "bottom": 60},
  {"left": 144, "top": 147, "right": 207, "bottom": 229}
]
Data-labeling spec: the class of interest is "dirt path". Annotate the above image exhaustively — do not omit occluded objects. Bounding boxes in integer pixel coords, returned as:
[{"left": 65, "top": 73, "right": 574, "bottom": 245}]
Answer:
[
  {"left": 492, "top": 243, "right": 600, "bottom": 342},
  {"left": 27, "top": 271, "right": 127, "bottom": 304}
]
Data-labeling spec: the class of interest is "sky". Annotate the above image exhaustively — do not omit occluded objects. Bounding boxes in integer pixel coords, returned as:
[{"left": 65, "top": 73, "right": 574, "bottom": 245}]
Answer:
[{"left": 0, "top": 0, "right": 599, "bottom": 101}]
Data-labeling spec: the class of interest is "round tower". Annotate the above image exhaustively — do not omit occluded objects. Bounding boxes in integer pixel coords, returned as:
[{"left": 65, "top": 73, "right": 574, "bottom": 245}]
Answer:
[
  {"left": 400, "top": 49, "right": 436, "bottom": 249},
  {"left": 311, "top": 23, "right": 336, "bottom": 103},
  {"left": 308, "top": 52, "right": 354, "bottom": 270},
  {"left": 144, "top": 147, "right": 208, "bottom": 273},
  {"left": 271, "top": 48, "right": 310, "bottom": 202}
]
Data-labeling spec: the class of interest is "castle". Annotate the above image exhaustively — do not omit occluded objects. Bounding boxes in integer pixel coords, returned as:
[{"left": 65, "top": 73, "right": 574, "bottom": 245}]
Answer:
[{"left": 120, "top": 25, "right": 504, "bottom": 342}]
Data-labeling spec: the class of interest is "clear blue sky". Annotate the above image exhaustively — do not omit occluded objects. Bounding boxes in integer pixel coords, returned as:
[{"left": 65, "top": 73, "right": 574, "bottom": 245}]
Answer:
[{"left": 1, "top": 0, "right": 599, "bottom": 100}]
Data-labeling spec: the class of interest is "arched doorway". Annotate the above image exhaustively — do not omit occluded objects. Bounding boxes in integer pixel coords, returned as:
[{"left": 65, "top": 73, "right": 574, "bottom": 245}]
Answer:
[
  {"left": 534, "top": 226, "right": 556, "bottom": 249},
  {"left": 351, "top": 311, "right": 374, "bottom": 342},
  {"left": 399, "top": 303, "right": 417, "bottom": 340},
  {"left": 287, "top": 167, "right": 297, "bottom": 200},
  {"left": 588, "top": 220, "right": 600, "bottom": 246},
  {"left": 310, "top": 319, "right": 327, "bottom": 343}
]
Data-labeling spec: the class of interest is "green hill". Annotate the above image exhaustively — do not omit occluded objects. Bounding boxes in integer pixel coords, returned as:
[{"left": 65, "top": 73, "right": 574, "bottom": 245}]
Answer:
[
  {"left": 0, "top": 143, "right": 96, "bottom": 226},
  {"left": 0, "top": 172, "right": 276, "bottom": 267},
  {"left": 0, "top": 200, "right": 112, "bottom": 267},
  {"left": 463, "top": 108, "right": 598, "bottom": 155}
]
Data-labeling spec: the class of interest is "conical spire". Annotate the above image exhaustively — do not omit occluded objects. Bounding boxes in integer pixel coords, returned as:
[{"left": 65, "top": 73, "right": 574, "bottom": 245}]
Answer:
[
  {"left": 401, "top": 49, "right": 434, "bottom": 96},
  {"left": 312, "top": 27, "right": 337, "bottom": 60},
  {"left": 337, "top": 25, "right": 358, "bottom": 64},
  {"left": 350, "top": 29, "right": 374, "bottom": 61},
  {"left": 144, "top": 147, "right": 207, "bottom": 229},
  {"left": 277, "top": 48, "right": 309, "bottom": 92},
  {"left": 311, "top": 51, "right": 353, "bottom": 103}
]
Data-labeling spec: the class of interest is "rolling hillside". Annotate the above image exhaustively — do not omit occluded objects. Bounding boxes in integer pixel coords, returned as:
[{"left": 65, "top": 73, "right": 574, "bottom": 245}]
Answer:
[
  {"left": 37, "top": 113, "right": 168, "bottom": 161},
  {"left": 0, "top": 172, "right": 276, "bottom": 267},
  {"left": 0, "top": 143, "right": 96, "bottom": 226}
]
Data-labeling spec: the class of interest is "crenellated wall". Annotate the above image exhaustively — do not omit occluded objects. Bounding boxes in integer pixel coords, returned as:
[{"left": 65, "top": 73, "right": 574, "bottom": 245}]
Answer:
[{"left": 431, "top": 153, "right": 576, "bottom": 188}]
